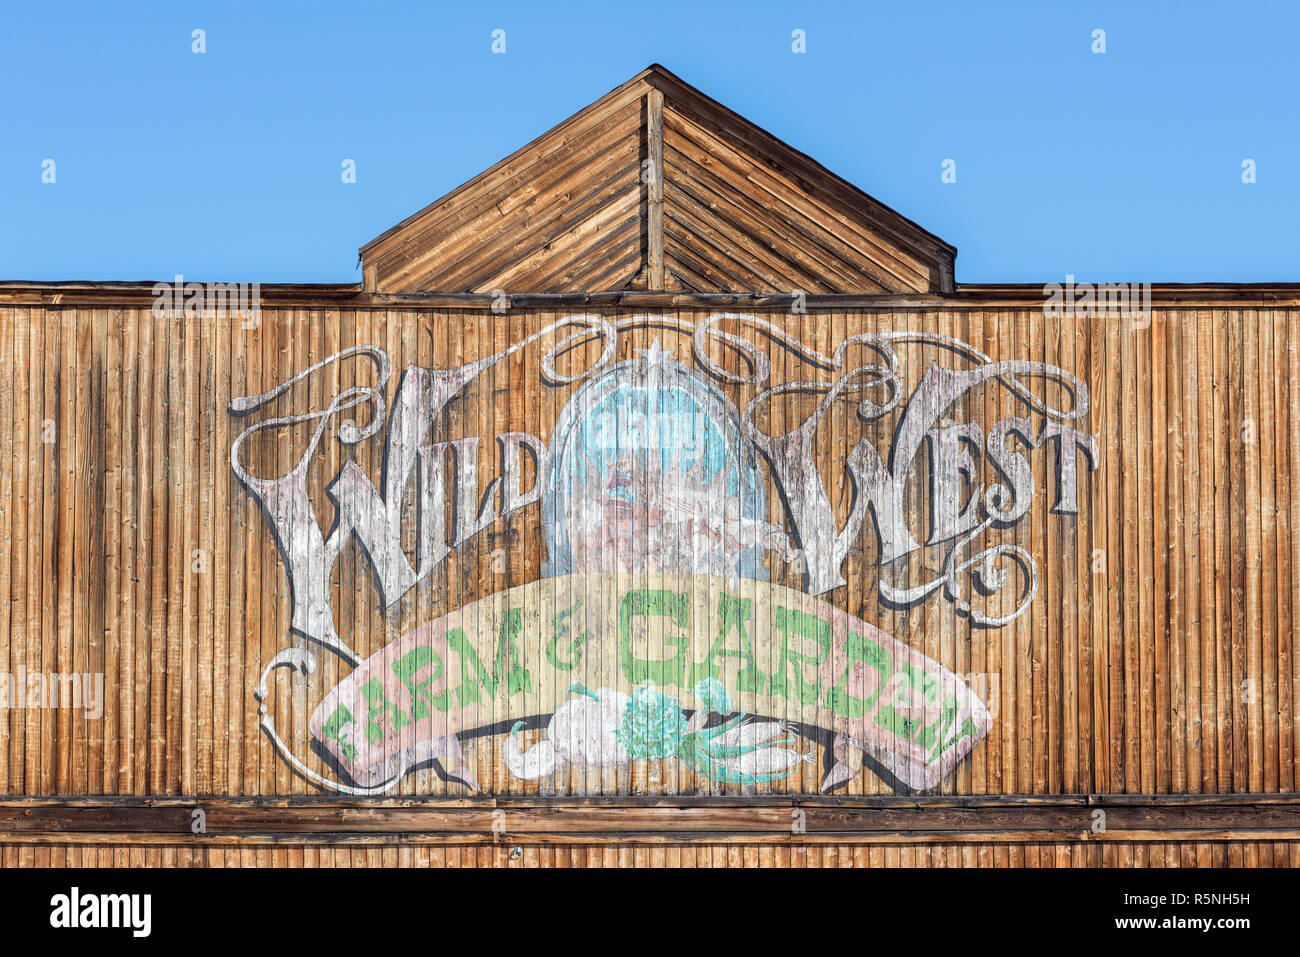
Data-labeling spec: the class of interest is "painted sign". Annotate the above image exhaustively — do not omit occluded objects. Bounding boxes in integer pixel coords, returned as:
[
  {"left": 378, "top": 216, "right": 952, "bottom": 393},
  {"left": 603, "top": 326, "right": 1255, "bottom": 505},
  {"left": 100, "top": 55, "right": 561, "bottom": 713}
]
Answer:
[
  {"left": 308, "top": 573, "right": 990, "bottom": 793},
  {"left": 229, "top": 314, "right": 1099, "bottom": 794}
]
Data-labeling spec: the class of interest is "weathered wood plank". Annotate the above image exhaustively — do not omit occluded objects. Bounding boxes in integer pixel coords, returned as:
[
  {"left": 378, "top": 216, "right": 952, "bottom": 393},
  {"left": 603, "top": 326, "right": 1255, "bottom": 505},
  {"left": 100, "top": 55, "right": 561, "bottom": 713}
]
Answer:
[{"left": 0, "top": 301, "right": 1290, "bottom": 865}]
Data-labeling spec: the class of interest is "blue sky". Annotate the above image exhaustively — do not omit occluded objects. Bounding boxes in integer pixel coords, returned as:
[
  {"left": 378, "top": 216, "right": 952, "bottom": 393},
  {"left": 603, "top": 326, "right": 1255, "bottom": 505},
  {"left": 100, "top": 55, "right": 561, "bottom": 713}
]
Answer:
[{"left": 1, "top": 0, "right": 1296, "bottom": 284}]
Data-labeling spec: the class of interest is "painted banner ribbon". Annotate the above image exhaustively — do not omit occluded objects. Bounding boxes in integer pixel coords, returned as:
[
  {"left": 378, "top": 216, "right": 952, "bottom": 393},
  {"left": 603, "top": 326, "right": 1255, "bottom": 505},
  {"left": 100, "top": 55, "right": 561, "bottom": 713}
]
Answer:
[{"left": 309, "top": 572, "right": 992, "bottom": 793}]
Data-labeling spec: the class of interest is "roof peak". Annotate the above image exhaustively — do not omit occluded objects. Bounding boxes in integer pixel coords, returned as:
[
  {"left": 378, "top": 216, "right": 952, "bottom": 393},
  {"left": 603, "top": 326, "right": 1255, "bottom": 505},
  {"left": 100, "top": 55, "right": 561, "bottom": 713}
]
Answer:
[{"left": 359, "top": 66, "right": 955, "bottom": 295}]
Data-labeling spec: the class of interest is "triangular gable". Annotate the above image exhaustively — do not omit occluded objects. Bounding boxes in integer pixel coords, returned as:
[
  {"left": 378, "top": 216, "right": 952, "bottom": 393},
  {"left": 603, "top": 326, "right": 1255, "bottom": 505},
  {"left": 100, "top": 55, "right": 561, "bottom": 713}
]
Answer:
[{"left": 359, "top": 65, "right": 955, "bottom": 295}]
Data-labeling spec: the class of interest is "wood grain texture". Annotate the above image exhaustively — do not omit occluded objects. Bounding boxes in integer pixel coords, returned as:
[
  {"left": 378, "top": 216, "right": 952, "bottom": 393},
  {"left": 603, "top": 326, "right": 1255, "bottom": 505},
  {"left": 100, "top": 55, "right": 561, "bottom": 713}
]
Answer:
[
  {"left": 1, "top": 795, "right": 1298, "bottom": 846},
  {"left": 0, "top": 302, "right": 1294, "bottom": 868},
  {"left": 9, "top": 840, "right": 1299, "bottom": 867}
]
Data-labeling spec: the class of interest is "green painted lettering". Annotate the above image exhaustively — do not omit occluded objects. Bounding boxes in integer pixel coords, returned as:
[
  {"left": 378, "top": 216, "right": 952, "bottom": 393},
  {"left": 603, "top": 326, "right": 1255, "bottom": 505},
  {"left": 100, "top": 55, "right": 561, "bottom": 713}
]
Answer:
[
  {"left": 360, "top": 678, "right": 410, "bottom": 744},
  {"left": 391, "top": 644, "right": 442, "bottom": 721},
  {"left": 618, "top": 589, "right": 691, "bottom": 686},
  {"left": 546, "top": 602, "right": 590, "bottom": 671},
  {"left": 438, "top": 611, "right": 532, "bottom": 709},
  {"left": 493, "top": 607, "right": 532, "bottom": 697},
  {"left": 691, "top": 594, "right": 765, "bottom": 693},
  {"left": 320, "top": 704, "right": 358, "bottom": 762},
  {"left": 769, "top": 607, "right": 831, "bottom": 704},
  {"left": 873, "top": 662, "right": 940, "bottom": 739},
  {"left": 824, "top": 631, "right": 893, "bottom": 718}
]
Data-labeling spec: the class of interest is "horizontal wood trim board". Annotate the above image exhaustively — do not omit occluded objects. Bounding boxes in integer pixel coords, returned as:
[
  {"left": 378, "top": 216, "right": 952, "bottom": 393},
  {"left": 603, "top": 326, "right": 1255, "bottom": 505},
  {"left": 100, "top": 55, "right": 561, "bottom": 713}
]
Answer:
[
  {"left": 3, "top": 287, "right": 1299, "bottom": 308},
  {"left": 1, "top": 796, "right": 1297, "bottom": 845},
  {"left": 9, "top": 832, "right": 1300, "bottom": 847}
]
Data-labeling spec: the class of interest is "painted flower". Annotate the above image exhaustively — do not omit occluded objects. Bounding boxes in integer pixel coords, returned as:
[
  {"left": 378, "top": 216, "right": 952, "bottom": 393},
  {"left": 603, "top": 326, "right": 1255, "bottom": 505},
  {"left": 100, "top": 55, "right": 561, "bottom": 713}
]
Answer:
[
  {"left": 616, "top": 685, "right": 688, "bottom": 760},
  {"left": 692, "top": 677, "right": 732, "bottom": 715}
]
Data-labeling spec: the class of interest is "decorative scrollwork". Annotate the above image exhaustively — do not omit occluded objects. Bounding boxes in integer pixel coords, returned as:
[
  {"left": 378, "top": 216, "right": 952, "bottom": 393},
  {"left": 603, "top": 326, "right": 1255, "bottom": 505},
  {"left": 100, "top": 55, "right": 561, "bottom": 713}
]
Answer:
[
  {"left": 879, "top": 493, "right": 1040, "bottom": 629},
  {"left": 682, "top": 314, "right": 1087, "bottom": 627}
]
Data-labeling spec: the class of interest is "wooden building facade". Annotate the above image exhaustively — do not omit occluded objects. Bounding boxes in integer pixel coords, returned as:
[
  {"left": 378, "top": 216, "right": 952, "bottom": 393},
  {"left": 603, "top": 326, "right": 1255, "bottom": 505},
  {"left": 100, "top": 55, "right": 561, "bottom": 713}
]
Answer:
[{"left": 1, "top": 66, "right": 1299, "bottom": 867}]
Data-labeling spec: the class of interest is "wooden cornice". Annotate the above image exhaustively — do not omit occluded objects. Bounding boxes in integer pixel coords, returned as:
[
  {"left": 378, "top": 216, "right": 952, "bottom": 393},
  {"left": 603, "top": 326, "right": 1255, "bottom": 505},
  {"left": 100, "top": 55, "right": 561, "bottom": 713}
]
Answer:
[{"left": 2, "top": 282, "right": 1298, "bottom": 310}]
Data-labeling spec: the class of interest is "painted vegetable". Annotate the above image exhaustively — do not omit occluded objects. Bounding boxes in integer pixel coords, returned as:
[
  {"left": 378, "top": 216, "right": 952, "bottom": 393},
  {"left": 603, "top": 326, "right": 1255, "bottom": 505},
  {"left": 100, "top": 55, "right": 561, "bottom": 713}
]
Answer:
[
  {"left": 678, "top": 679, "right": 811, "bottom": 785},
  {"left": 504, "top": 678, "right": 811, "bottom": 787},
  {"left": 504, "top": 683, "right": 630, "bottom": 780}
]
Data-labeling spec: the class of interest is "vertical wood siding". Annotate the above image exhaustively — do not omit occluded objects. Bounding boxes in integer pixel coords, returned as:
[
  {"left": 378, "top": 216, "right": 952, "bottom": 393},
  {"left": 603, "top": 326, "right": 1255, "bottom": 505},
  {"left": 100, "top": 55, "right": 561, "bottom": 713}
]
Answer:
[
  {"left": 0, "top": 304, "right": 1294, "bottom": 865},
  {"left": 3, "top": 841, "right": 1299, "bottom": 868}
]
